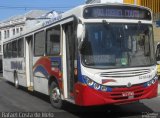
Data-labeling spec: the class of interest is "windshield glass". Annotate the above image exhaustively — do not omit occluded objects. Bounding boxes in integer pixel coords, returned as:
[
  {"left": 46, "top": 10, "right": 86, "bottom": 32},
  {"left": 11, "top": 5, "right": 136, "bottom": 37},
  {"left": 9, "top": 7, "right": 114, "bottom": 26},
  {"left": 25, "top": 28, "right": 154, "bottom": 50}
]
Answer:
[{"left": 81, "top": 23, "right": 155, "bottom": 69}]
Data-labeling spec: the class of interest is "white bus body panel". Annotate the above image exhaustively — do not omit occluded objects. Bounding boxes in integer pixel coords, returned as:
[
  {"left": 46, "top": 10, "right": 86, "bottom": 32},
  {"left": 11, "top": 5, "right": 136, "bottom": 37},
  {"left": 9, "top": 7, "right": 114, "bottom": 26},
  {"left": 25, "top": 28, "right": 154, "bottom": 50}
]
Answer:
[
  {"left": 3, "top": 58, "right": 26, "bottom": 87},
  {"left": 32, "top": 57, "right": 49, "bottom": 95},
  {"left": 81, "top": 65, "right": 157, "bottom": 86},
  {"left": 25, "top": 40, "right": 31, "bottom": 87},
  {"left": 62, "top": 29, "right": 68, "bottom": 99}
]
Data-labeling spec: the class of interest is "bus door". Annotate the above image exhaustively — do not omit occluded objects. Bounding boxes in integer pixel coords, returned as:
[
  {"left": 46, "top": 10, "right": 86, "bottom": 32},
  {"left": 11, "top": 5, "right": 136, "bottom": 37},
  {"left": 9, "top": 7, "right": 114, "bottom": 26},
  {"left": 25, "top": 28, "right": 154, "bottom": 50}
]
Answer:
[
  {"left": 25, "top": 36, "right": 34, "bottom": 88},
  {"left": 62, "top": 21, "right": 77, "bottom": 99}
]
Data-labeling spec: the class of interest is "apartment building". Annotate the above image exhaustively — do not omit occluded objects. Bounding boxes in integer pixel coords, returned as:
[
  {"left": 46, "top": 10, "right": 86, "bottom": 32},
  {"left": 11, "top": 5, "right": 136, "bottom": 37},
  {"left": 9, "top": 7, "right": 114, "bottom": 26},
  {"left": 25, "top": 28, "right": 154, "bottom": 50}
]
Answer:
[{"left": 0, "top": 10, "right": 49, "bottom": 72}]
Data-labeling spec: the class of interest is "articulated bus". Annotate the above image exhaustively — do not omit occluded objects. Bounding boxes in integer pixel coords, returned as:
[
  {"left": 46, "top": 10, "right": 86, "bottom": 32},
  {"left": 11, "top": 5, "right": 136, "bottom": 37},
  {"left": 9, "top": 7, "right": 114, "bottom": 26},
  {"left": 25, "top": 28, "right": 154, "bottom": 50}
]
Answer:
[{"left": 3, "top": 3, "right": 158, "bottom": 108}]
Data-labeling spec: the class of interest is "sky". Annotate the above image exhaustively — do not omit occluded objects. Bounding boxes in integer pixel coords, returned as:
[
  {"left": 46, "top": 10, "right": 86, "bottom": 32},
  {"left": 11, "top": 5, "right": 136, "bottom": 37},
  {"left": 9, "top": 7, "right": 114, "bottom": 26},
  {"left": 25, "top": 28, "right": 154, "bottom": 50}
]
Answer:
[
  {"left": 0, "top": 0, "right": 85, "bottom": 21},
  {"left": 102, "top": 0, "right": 123, "bottom": 2},
  {"left": 0, "top": 0, "right": 124, "bottom": 21}
]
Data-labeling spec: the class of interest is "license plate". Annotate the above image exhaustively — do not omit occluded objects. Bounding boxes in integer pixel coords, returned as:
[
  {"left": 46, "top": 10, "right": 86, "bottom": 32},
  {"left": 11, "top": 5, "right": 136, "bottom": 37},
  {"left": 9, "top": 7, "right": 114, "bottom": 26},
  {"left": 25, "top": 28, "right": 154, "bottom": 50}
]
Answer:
[{"left": 122, "top": 91, "right": 134, "bottom": 97}]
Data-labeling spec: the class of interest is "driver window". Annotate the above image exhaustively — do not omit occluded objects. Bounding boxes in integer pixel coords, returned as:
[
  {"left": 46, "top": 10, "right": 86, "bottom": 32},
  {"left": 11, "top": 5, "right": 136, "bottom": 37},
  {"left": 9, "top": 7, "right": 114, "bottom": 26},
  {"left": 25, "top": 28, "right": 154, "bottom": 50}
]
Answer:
[
  {"left": 128, "top": 36, "right": 132, "bottom": 50},
  {"left": 132, "top": 36, "right": 137, "bottom": 53},
  {"left": 144, "top": 35, "right": 150, "bottom": 56}
]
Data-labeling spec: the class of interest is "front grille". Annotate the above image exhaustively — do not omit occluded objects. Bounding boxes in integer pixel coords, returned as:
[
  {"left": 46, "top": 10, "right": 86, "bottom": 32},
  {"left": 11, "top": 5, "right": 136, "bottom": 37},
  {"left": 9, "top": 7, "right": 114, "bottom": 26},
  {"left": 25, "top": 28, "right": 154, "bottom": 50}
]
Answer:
[{"left": 100, "top": 69, "right": 151, "bottom": 78}]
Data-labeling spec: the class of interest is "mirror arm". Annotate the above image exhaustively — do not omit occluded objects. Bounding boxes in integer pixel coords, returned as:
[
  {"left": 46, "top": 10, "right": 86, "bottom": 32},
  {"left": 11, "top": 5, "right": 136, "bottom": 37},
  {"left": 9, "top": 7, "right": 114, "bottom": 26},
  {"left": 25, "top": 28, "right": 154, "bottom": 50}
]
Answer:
[{"left": 78, "top": 40, "right": 83, "bottom": 51}]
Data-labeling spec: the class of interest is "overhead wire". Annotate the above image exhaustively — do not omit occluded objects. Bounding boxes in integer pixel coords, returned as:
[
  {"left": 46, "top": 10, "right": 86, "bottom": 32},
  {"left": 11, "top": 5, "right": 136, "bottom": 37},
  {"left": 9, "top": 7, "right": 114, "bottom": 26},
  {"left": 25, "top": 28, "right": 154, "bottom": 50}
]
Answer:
[{"left": 0, "top": 5, "right": 73, "bottom": 10}]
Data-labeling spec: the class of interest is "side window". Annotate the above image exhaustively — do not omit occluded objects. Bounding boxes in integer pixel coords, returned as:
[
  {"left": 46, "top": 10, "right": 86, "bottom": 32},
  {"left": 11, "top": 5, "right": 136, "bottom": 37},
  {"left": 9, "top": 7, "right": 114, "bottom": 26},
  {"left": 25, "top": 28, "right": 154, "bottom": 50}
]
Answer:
[
  {"left": 7, "top": 42, "right": 12, "bottom": 58},
  {"left": 18, "top": 38, "right": 24, "bottom": 57},
  {"left": 3, "top": 44, "right": 7, "bottom": 58},
  {"left": 34, "top": 31, "right": 45, "bottom": 56},
  {"left": 46, "top": 25, "right": 60, "bottom": 56},
  {"left": 12, "top": 40, "right": 17, "bottom": 58}
]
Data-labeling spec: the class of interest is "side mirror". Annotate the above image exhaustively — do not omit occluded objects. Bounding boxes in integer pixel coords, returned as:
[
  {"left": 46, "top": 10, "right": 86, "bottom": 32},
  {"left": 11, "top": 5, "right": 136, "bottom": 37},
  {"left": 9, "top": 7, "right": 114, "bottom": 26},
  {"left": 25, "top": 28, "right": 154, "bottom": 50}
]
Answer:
[
  {"left": 77, "top": 24, "right": 85, "bottom": 40},
  {"left": 77, "top": 24, "right": 85, "bottom": 51}
]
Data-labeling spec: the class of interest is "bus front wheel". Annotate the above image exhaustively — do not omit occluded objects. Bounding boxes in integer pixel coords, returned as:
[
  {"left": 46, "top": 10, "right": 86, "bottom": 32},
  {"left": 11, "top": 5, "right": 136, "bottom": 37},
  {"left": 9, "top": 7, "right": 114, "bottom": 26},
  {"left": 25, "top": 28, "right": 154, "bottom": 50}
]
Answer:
[{"left": 50, "top": 81, "right": 63, "bottom": 109}]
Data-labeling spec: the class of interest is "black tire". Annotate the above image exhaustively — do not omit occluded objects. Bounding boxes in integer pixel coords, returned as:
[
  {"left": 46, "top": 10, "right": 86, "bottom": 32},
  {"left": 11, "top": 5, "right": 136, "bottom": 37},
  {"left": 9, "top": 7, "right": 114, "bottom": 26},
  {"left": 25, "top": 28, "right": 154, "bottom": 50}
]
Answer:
[
  {"left": 14, "top": 73, "right": 19, "bottom": 89},
  {"left": 50, "top": 81, "right": 63, "bottom": 109}
]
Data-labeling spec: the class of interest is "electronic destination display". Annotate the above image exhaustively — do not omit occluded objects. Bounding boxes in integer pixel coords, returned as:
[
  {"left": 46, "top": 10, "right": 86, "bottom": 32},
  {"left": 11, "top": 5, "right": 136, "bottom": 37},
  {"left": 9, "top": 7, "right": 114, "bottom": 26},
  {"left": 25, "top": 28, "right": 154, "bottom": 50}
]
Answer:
[{"left": 83, "top": 5, "right": 151, "bottom": 20}]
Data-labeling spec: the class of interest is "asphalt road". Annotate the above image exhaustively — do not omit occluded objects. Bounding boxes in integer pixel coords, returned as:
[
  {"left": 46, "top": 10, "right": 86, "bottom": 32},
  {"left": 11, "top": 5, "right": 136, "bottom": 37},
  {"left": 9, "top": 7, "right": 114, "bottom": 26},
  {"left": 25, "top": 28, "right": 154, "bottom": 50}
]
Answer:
[{"left": 0, "top": 73, "right": 160, "bottom": 118}]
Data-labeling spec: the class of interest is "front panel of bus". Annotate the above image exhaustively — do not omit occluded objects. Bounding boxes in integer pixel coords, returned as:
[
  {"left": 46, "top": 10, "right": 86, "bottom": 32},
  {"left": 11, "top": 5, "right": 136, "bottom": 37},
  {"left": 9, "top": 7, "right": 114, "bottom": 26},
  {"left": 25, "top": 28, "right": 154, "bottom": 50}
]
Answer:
[{"left": 74, "top": 4, "right": 158, "bottom": 106}]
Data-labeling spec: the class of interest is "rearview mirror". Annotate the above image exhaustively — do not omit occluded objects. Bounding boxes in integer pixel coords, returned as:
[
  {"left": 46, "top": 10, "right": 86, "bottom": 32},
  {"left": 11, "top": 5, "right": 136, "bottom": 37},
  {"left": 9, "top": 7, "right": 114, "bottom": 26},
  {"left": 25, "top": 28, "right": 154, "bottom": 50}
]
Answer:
[{"left": 77, "top": 24, "right": 85, "bottom": 40}]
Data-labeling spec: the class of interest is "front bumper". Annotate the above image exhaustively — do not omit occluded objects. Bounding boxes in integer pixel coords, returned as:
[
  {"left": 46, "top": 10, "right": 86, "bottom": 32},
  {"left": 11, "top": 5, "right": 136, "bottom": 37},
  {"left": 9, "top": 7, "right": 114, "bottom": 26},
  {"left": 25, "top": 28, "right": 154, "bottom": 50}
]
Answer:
[{"left": 74, "top": 81, "right": 158, "bottom": 106}]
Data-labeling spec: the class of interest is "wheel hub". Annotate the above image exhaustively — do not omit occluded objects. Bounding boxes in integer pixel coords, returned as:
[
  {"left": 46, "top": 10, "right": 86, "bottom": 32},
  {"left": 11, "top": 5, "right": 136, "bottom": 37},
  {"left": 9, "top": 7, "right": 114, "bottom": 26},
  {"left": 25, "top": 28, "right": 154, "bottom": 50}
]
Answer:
[{"left": 51, "top": 87, "right": 60, "bottom": 102}]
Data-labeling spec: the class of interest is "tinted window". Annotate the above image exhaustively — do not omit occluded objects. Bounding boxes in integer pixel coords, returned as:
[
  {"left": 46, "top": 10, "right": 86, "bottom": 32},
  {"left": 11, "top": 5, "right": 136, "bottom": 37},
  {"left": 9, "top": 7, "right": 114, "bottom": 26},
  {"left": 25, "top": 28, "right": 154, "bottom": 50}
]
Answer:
[
  {"left": 12, "top": 40, "right": 17, "bottom": 58},
  {"left": 7, "top": 42, "right": 12, "bottom": 58},
  {"left": 0, "top": 32, "right": 1, "bottom": 40},
  {"left": 46, "top": 26, "right": 60, "bottom": 56},
  {"left": 18, "top": 38, "right": 24, "bottom": 57},
  {"left": 34, "top": 31, "right": 45, "bottom": 56},
  {"left": 81, "top": 23, "right": 155, "bottom": 68},
  {"left": 3, "top": 44, "right": 7, "bottom": 58}
]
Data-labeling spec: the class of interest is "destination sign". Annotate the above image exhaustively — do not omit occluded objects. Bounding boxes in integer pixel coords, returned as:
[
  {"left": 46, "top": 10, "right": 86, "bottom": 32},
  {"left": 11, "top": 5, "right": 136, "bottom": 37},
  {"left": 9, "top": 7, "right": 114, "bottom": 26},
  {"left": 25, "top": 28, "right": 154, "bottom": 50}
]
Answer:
[{"left": 83, "top": 6, "right": 151, "bottom": 20}]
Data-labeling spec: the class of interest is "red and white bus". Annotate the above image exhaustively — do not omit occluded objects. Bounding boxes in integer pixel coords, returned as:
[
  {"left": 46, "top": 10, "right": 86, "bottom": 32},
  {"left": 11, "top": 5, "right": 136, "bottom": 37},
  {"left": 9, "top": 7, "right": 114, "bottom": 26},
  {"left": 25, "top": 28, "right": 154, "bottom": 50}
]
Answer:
[{"left": 3, "top": 3, "right": 158, "bottom": 108}]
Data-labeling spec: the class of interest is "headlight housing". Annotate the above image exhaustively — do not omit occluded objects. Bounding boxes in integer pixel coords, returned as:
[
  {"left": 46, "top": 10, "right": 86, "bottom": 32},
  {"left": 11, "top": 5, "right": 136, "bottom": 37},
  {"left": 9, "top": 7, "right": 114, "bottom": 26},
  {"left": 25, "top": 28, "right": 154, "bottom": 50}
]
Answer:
[
  {"left": 83, "top": 75, "right": 112, "bottom": 92},
  {"left": 144, "top": 75, "right": 158, "bottom": 87}
]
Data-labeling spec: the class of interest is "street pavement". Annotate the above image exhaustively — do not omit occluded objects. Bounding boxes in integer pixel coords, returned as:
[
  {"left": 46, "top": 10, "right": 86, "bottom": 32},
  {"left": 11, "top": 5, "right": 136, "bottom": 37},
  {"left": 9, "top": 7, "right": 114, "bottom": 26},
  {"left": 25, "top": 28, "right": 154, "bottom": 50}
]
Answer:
[{"left": 0, "top": 73, "right": 160, "bottom": 118}]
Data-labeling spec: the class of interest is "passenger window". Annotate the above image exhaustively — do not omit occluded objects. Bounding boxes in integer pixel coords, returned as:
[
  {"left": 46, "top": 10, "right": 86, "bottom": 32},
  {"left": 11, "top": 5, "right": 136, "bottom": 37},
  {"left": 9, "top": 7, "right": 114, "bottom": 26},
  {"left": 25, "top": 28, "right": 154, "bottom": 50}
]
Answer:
[
  {"left": 18, "top": 38, "right": 24, "bottom": 57},
  {"left": 34, "top": 31, "right": 45, "bottom": 56},
  {"left": 7, "top": 42, "right": 12, "bottom": 58},
  {"left": 12, "top": 40, "right": 17, "bottom": 58},
  {"left": 46, "top": 25, "right": 60, "bottom": 56},
  {"left": 3, "top": 44, "right": 7, "bottom": 58}
]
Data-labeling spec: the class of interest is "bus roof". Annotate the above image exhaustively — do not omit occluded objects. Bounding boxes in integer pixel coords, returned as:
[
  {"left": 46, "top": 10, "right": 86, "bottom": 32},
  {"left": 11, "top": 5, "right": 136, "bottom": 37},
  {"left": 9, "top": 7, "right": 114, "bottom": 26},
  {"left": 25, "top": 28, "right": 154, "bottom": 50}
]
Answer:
[{"left": 4, "top": 3, "right": 152, "bottom": 43}]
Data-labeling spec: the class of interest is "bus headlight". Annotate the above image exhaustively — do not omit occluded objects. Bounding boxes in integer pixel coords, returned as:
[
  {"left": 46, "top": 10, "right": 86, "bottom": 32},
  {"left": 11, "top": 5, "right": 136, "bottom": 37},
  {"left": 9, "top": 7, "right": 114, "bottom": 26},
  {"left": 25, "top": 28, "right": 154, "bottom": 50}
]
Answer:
[
  {"left": 147, "top": 81, "right": 151, "bottom": 86},
  {"left": 144, "top": 75, "right": 158, "bottom": 87},
  {"left": 87, "top": 79, "right": 94, "bottom": 86},
  {"left": 152, "top": 79, "right": 156, "bottom": 84},
  {"left": 101, "top": 86, "right": 107, "bottom": 91},
  {"left": 154, "top": 76, "right": 158, "bottom": 80},
  {"left": 84, "top": 76, "right": 94, "bottom": 86},
  {"left": 94, "top": 83, "right": 100, "bottom": 90},
  {"left": 83, "top": 75, "right": 112, "bottom": 92}
]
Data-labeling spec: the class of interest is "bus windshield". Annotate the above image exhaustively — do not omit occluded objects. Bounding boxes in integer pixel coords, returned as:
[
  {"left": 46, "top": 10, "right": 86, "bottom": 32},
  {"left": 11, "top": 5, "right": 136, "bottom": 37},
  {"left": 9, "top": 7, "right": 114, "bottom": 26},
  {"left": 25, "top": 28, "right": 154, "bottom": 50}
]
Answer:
[{"left": 80, "top": 23, "right": 155, "bottom": 69}]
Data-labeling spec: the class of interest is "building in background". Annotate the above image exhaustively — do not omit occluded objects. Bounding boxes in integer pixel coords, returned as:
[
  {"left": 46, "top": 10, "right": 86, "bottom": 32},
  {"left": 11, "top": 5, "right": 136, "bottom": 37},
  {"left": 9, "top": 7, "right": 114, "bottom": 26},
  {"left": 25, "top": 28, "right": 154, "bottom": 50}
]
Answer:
[
  {"left": 0, "top": 10, "right": 56, "bottom": 72},
  {"left": 123, "top": 0, "right": 160, "bottom": 21}
]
